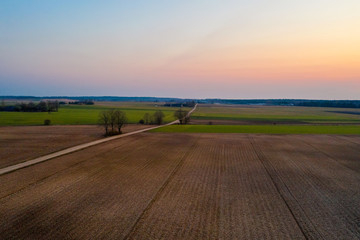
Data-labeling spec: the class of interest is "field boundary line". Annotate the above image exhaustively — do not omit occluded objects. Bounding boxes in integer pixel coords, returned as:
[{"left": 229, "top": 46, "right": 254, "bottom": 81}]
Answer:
[
  {"left": 248, "top": 136, "right": 311, "bottom": 240},
  {"left": 123, "top": 138, "right": 199, "bottom": 240},
  {"left": 0, "top": 104, "right": 198, "bottom": 176}
]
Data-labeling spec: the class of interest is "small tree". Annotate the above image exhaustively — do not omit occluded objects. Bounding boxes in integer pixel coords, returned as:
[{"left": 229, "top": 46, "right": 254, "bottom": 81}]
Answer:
[
  {"left": 184, "top": 116, "right": 190, "bottom": 124},
  {"left": 55, "top": 100, "right": 59, "bottom": 111},
  {"left": 47, "top": 100, "right": 59, "bottom": 112},
  {"left": 108, "top": 109, "right": 116, "bottom": 133},
  {"left": 99, "top": 109, "right": 127, "bottom": 135},
  {"left": 153, "top": 110, "right": 164, "bottom": 125},
  {"left": 114, "top": 110, "right": 127, "bottom": 134},
  {"left": 98, "top": 110, "right": 111, "bottom": 135},
  {"left": 38, "top": 101, "right": 47, "bottom": 112},
  {"left": 143, "top": 113, "right": 152, "bottom": 124},
  {"left": 174, "top": 108, "right": 189, "bottom": 124}
]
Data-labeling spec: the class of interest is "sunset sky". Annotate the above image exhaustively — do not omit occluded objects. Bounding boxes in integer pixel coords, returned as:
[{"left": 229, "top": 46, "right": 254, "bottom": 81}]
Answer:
[{"left": 1, "top": 0, "right": 359, "bottom": 99}]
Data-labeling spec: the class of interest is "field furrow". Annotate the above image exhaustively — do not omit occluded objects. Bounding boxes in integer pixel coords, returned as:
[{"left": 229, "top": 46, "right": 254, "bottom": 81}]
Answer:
[
  {"left": 128, "top": 134, "right": 305, "bottom": 239},
  {"left": 0, "top": 133, "right": 197, "bottom": 239},
  {"left": 295, "top": 135, "right": 360, "bottom": 172},
  {"left": 251, "top": 135, "right": 360, "bottom": 239},
  {"left": 1, "top": 133, "right": 359, "bottom": 239}
]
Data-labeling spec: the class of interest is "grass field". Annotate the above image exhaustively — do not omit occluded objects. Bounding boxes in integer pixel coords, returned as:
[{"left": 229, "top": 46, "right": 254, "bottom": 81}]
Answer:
[
  {"left": 1, "top": 133, "right": 359, "bottom": 239},
  {"left": 2, "top": 102, "right": 360, "bottom": 126},
  {"left": 0, "top": 102, "right": 186, "bottom": 126},
  {"left": 192, "top": 104, "right": 360, "bottom": 123},
  {"left": 152, "top": 124, "right": 360, "bottom": 134}
]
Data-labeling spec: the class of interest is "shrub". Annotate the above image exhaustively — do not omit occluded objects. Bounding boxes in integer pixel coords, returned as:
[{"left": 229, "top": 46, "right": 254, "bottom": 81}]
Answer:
[{"left": 44, "top": 119, "right": 51, "bottom": 125}]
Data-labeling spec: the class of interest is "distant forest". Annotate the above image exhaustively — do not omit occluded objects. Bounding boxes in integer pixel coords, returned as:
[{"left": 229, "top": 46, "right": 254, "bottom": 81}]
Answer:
[
  {"left": 205, "top": 99, "right": 360, "bottom": 108},
  {"left": 0, "top": 101, "right": 59, "bottom": 112},
  {"left": 1, "top": 96, "right": 360, "bottom": 108}
]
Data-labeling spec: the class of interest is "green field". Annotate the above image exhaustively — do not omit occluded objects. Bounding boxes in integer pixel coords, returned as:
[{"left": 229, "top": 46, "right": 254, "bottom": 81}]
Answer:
[
  {"left": 153, "top": 104, "right": 360, "bottom": 134},
  {"left": 0, "top": 103, "right": 185, "bottom": 126},
  {"left": 2, "top": 102, "right": 360, "bottom": 129},
  {"left": 151, "top": 124, "right": 360, "bottom": 135},
  {"left": 192, "top": 105, "right": 360, "bottom": 123}
]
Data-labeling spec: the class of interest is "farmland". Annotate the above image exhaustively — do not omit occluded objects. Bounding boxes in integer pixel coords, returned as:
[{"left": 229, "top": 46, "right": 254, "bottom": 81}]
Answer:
[
  {"left": 0, "top": 102, "right": 187, "bottom": 126},
  {"left": 0, "top": 124, "right": 148, "bottom": 168},
  {"left": 1, "top": 103, "right": 360, "bottom": 239},
  {"left": 192, "top": 104, "right": 360, "bottom": 124},
  {"left": 1, "top": 133, "right": 359, "bottom": 239},
  {"left": 152, "top": 104, "right": 360, "bottom": 134}
]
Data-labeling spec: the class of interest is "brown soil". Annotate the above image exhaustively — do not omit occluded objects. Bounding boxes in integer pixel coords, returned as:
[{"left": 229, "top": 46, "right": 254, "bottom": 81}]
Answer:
[
  {"left": 0, "top": 133, "right": 359, "bottom": 239},
  {"left": 0, "top": 124, "right": 148, "bottom": 168}
]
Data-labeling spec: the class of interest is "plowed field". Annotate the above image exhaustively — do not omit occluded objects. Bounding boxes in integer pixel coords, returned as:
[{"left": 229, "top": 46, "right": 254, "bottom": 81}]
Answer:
[
  {"left": 0, "top": 124, "right": 148, "bottom": 168},
  {"left": 1, "top": 133, "right": 359, "bottom": 239}
]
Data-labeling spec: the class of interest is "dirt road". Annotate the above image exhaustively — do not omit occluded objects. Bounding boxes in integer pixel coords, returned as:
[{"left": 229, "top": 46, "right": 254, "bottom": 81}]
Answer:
[
  {"left": 0, "top": 121, "right": 178, "bottom": 176},
  {"left": 0, "top": 104, "right": 198, "bottom": 176},
  {"left": 0, "top": 124, "right": 148, "bottom": 168}
]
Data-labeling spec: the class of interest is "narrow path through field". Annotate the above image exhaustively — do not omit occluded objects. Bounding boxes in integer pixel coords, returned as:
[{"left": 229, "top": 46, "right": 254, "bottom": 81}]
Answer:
[{"left": 0, "top": 104, "right": 198, "bottom": 176}]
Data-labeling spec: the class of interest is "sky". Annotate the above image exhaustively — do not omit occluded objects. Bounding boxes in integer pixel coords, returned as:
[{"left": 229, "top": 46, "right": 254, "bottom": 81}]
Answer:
[{"left": 1, "top": 0, "right": 359, "bottom": 99}]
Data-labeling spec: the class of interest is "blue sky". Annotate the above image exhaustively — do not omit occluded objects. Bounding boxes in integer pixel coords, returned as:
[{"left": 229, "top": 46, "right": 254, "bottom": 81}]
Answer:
[{"left": 1, "top": 1, "right": 359, "bottom": 99}]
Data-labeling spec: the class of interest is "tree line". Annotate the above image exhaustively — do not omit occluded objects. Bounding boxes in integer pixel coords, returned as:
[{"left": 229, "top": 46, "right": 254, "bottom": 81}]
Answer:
[
  {"left": 68, "top": 100, "right": 94, "bottom": 105},
  {"left": 0, "top": 101, "right": 59, "bottom": 112},
  {"left": 163, "top": 101, "right": 196, "bottom": 108}
]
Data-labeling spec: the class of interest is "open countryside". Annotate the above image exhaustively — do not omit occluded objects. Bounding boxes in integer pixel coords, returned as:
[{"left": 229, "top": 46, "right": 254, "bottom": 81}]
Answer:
[
  {"left": 1, "top": 100, "right": 360, "bottom": 239},
  {"left": 2, "top": 0, "right": 360, "bottom": 239}
]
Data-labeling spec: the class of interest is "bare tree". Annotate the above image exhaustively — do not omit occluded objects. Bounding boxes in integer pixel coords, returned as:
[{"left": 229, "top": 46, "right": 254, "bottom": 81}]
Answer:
[
  {"left": 108, "top": 109, "right": 116, "bottom": 133},
  {"left": 153, "top": 110, "right": 165, "bottom": 125},
  {"left": 98, "top": 110, "right": 111, "bottom": 135},
  {"left": 143, "top": 112, "right": 152, "bottom": 124},
  {"left": 174, "top": 108, "right": 189, "bottom": 124},
  {"left": 114, "top": 110, "right": 127, "bottom": 133},
  {"left": 54, "top": 100, "right": 59, "bottom": 111},
  {"left": 45, "top": 101, "right": 60, "bottom": 113},
  {"left": 38, "top": 101, "right": 47, "bottom": 112}
]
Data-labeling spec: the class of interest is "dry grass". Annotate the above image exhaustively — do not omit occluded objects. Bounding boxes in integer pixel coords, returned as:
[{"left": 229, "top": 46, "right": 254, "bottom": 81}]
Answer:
[{"left": 0, "top": 133, "right": 359, "bottom": 239}]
